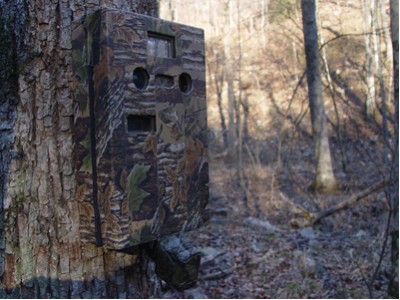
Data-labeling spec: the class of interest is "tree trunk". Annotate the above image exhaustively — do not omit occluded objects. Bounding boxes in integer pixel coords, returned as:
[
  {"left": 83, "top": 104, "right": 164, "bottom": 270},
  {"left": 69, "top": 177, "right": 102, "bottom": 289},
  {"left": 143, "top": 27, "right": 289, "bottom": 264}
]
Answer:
[
  {"left": 377, "top": 0, "right": 393, "bottom": 150},
  {"left": 378, "top": 0, "right": 393, "bottom": 107},
  {"left": 300, "top": 0, "right": 337, "bottom": 193},
  {"left": 168, "top": 0, "right": 175, "bottom": 21},
  {"left": 379, "top": 0, "right": 393, "bottom": 68},
  {"left": 374, "top": 13, "right": 390, "bottom": 161},
  {"left": 260, "top": 0, "right": 269, "bottom": 51},
  {"left": 363, "top": 0, "right": 377, "bottom": 118},
  {"left": 223, "top": 0, "right": 238, "bottom": 155},
  {"left": 207, "top": 45, "right": 228, "bottom": 147},
  {"left": 235, "top": 0, "right": 249, "bottom": 216},
  {"left": 388, "top": 0, "right": 399, "bottom": 297},
  {"left": 316, "top": 1, "right": 347, "bottom": 172},
  {"left": 216, "top": 83, "right": 229, "bottom": 148},
  {"left": 0, "top": 0, "right": 160, "bottom": 298}
]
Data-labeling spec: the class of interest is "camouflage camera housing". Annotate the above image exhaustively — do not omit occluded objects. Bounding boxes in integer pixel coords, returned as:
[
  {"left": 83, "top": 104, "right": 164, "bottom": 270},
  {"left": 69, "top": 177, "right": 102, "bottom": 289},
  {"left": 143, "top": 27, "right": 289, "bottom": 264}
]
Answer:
[{"left": 71, "top": 8, "right": 208, "bottom": 250}]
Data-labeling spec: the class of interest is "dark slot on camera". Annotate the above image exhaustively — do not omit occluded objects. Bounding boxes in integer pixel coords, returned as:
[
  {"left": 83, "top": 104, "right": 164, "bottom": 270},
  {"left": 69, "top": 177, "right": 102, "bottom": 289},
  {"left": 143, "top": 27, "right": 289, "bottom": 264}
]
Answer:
[{"left": 127, "top": 115, "right": 156, "bottom": 133}]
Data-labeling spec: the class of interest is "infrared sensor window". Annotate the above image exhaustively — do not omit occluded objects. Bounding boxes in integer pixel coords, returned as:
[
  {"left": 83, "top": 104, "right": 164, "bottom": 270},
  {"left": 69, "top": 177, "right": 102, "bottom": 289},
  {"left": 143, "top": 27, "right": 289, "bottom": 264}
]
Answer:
[{"left": 148, "top": 32, "right": 175, "bottom": 58}]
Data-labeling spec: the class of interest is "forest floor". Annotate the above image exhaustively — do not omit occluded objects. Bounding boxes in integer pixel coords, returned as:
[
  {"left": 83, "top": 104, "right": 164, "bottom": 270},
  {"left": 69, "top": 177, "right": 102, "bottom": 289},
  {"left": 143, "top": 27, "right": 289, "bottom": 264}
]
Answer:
[{"left": 160, "top": 131, "right": 394, "bottom": 299}]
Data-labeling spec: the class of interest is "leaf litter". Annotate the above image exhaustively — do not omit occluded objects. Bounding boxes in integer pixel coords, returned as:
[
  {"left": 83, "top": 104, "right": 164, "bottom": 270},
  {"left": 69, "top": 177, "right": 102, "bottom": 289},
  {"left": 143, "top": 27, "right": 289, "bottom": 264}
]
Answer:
[{"left": 160, "top": 136, "right": 392, "bottom": 299}]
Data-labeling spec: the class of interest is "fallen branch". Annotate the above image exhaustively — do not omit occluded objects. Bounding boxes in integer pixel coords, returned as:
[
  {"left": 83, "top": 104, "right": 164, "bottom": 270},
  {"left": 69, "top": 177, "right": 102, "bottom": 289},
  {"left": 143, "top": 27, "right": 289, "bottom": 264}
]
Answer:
[
  {"left": 245, "top": 217, "right": 282, "bottom": 233},
  {"left": 202, "top": 269, "right": 232, "bottom": 280},
  {"left": 291, "top": 179, "right": 388, "bottom": 227}
]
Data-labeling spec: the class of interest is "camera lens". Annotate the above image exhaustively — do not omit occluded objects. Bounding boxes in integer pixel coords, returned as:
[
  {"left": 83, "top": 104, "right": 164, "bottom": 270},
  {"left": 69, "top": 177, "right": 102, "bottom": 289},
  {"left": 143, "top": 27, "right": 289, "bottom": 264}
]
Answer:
[
  {"left": 179, "top": 73, "right": 193, "bottom": 94},
  {"left": 133, "top": 67, "right": 149, "bottom": 90}
]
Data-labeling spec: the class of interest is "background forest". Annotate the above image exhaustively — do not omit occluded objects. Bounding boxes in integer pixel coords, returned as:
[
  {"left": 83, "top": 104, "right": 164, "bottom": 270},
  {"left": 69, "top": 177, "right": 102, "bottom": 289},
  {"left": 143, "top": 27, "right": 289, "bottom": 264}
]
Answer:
[{"left": 158, "top": 0, "right": 397, "bottom": 298}]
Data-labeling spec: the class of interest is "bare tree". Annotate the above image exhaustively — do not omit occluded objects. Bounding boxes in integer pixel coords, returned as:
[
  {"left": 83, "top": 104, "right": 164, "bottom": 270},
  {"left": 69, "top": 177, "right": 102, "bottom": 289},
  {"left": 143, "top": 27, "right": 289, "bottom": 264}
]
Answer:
[
  {"left": 300, "top": 0, "right": 337, "bottom": 193},
  {"left": 373, "top": 0, "right": 391, "bottom": 158},
  {"left": 206, "top": 40, "right": 228, "bottom": 147},
  {"left": 388, "top": 0, "right": 398, "bottom": 297},
  {"left": 168, "top": 0, "right": 175, "bottom": 21},
  {"left": 223, "top": 0, "right": 238, "bottom": 155},
  {"left": 260, "top": 0, "right": 269, "bottom": 51},
  {"left": 0, "top": 0, "right": 161, "bottom": 297},
  {"left": 316, "top": 1, "right": 347, "bottom": 172},
  {"left": 362, "top": 0, "right": 377, "bottom": 118}
]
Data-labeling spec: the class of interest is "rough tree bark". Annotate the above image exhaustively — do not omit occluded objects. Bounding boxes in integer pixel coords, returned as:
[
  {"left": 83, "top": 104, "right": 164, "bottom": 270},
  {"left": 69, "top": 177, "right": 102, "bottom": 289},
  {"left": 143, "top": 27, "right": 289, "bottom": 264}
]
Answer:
[
  {"left": 0, "top": 0, "right": 161, "bottom": 298},
  {"left": 300, "top": 0, "right": 337, "bottom": 193}
]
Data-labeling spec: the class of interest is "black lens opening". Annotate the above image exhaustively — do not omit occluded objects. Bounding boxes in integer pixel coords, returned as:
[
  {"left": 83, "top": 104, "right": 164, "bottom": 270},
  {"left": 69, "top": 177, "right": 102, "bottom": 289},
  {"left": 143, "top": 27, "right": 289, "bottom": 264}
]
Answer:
[
  {"left": 179, "top": 73, "right": 193, "bottom": 94},
  {"left": 133, "top": 67, "right": 149, "bottom": 90}
]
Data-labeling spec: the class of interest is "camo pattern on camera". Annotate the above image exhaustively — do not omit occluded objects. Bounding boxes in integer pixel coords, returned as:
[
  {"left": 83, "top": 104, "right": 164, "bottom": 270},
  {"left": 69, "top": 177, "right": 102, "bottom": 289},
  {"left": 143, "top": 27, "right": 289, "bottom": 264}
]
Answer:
[{"left": 72, "top": 9, "right": 208, "bottom": 250}]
